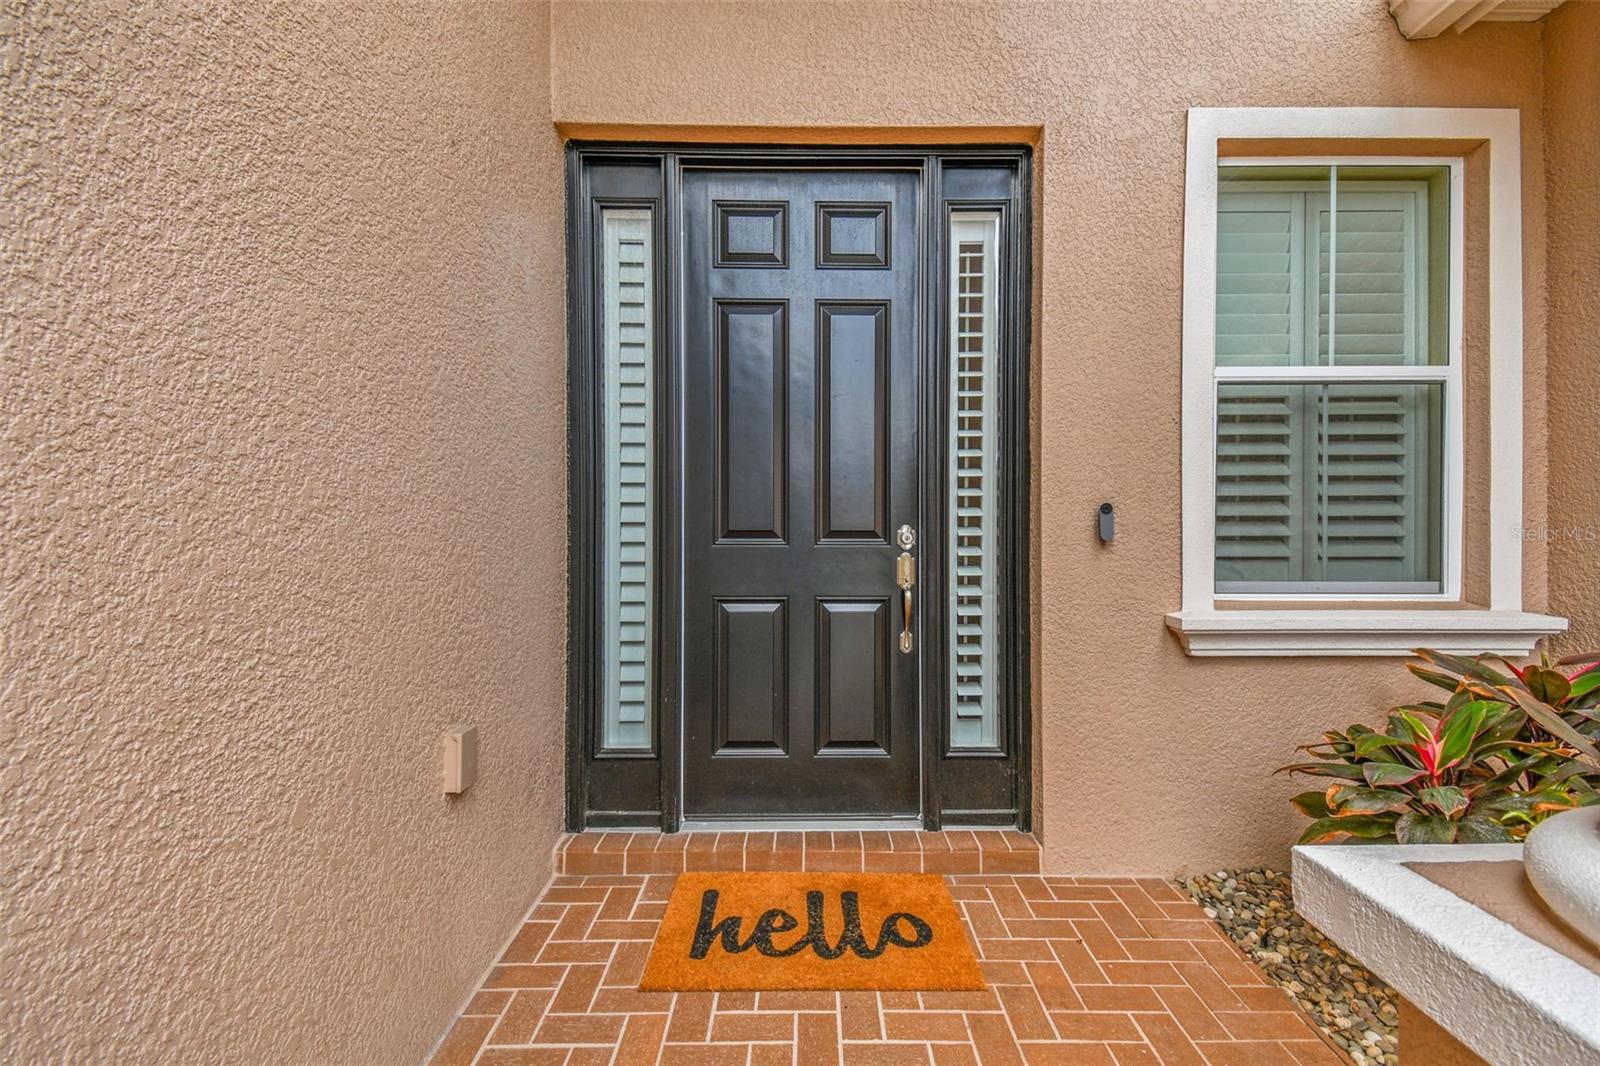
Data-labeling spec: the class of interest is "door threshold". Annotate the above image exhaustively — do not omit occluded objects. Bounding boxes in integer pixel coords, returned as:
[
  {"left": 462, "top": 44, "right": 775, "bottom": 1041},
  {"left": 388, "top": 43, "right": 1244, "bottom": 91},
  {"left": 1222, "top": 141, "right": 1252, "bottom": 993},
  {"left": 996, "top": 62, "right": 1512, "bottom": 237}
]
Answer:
[
  {"left": 678, "top": 818, "right": 923, "bottom": 833},
  {"left": 556, "top": 826, "right": 1042, "bottom": 875}
]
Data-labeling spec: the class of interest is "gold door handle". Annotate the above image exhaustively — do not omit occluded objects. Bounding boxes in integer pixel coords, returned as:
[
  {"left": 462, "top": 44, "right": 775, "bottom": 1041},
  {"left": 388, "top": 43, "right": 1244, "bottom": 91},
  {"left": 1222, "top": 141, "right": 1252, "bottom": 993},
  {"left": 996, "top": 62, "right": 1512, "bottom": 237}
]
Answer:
[{"left": 896, "top": 551, "right": 915, "bottom": 654}]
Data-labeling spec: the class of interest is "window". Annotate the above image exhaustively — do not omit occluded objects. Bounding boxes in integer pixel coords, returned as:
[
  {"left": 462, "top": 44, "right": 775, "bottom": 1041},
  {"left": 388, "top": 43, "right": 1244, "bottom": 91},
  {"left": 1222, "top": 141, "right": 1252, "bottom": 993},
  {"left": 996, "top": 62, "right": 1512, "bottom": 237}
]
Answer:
[
  {"left": 600, "top": 207, "right": 655, "bottom": 750},
  {"left": 1169, "top": 108, "right": 1566, "bottom": 657},
  {"left": 1214, "top": 165, "right": 1452, "bottom": 596},
  {"left": 948, "top": 210, "right": 1001, "bottom": 750}
]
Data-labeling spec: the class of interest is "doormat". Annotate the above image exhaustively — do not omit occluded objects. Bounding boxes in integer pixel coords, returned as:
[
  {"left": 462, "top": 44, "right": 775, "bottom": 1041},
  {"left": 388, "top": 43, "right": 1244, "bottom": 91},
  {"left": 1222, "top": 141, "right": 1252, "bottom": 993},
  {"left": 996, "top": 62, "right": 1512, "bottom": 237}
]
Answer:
[{"left": 639, "top": 871, "right": 986, "bottom": 991}]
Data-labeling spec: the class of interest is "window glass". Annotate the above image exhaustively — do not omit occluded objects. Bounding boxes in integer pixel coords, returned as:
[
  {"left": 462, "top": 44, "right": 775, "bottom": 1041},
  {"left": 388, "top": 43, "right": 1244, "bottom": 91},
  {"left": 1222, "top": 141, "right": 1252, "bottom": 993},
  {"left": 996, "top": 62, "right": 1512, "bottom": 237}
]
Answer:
[
  {"left": 1216, "top": 382, "right": 1444, "bottom": 593},
  {"left": 600, "top": 207, "right": 654, "bottom": 750},
  {"left": 948, "top": 211, "right": 1001, "bottom": 750},
  {"left": 1216, "top": 165, "right": 1450, "bottom": 367},
  {"left": 1214, "top": 163, "right": 1451, "bottom": 595}
]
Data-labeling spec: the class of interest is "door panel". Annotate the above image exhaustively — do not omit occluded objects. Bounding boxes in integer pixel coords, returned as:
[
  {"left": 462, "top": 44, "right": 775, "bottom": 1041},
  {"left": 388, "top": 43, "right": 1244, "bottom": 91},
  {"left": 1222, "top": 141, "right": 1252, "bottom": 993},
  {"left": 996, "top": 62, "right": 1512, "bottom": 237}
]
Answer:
[
  {"left": 683, "top": 168, "right": 920, "bottom": 818},
  {"left": 815, "top": 598, "right": 891, "bottom": 755},
  {"left": 714, "top": 599, "right": 788, "bottom": 754},
  {"left": 716, "top": 301, "right": 788, "bottom": 541},
  {"left": 817, "top": 303, "right": 889, "bottom": 543}
]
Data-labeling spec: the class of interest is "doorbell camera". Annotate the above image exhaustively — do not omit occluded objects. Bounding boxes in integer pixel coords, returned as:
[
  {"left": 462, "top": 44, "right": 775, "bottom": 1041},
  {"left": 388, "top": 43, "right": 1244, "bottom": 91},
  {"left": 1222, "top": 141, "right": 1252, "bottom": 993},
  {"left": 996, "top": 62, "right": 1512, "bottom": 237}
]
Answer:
[{"left": 1098, "top": 503, "right": 1114, "bottom": 544}]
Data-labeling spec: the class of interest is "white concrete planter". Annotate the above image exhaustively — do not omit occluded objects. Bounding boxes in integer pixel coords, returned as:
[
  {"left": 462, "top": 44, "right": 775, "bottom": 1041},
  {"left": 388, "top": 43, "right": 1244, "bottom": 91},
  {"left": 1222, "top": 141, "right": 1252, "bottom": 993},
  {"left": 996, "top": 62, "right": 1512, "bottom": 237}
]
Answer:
[
  {"left": 1525, "top": 805, "right": 1600, "bottom": 950},
  {"left": 1294, "top": 843, "right": 1600, "bottom": 1065}
]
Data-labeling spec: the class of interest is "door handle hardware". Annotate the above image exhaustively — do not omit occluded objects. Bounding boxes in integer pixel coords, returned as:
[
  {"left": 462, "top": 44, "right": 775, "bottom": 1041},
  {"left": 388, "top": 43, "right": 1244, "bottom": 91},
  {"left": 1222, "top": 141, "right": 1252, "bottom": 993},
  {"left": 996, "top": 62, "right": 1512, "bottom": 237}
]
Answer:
[
  {"left": 896, "top": 551, "right": 915, "bottom": 653},
  {"left": 896, "top": 552, "right": 915, "bottom": 589}
]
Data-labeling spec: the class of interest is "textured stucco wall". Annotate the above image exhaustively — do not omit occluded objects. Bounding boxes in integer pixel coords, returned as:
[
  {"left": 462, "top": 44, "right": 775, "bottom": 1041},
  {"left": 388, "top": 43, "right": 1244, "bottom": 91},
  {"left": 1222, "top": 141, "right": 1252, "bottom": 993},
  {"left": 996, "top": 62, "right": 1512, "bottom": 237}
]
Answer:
[
  {"left": 1545, "top": 0, "right": 1600, "bottom": 653},
  {"left": 3, "top": 3, "right": 566, "bottom": 1063},
  {"left": 550, "top": 0, "right": 1555, "bottom": 873}
]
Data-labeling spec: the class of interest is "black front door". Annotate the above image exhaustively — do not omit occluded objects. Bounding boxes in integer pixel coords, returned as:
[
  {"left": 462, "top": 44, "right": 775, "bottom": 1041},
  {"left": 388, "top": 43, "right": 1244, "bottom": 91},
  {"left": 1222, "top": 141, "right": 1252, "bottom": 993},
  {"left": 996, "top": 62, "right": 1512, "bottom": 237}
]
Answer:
[{"left": 682, "top": 168, "right": 921, "bottom": 818}]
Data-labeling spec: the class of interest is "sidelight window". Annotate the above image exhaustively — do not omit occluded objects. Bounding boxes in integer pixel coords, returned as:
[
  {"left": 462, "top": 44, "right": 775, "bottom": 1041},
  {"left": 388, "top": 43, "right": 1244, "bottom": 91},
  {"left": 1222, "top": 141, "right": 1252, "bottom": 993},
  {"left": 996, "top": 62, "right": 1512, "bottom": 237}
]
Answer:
[
  {"left": 600, "top": 207, "right": 655, "bottom": 751},
  {"left": 948, "top": 211, "right": 1001, "bottom": 750}
]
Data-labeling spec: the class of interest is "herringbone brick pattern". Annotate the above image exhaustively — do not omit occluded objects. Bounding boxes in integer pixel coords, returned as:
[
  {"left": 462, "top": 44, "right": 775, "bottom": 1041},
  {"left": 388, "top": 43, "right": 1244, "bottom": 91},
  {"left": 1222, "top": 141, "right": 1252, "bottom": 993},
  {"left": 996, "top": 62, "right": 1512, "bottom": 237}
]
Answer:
[{"left": 428, "top": 867, "right": 1343, "bottom": 1066}]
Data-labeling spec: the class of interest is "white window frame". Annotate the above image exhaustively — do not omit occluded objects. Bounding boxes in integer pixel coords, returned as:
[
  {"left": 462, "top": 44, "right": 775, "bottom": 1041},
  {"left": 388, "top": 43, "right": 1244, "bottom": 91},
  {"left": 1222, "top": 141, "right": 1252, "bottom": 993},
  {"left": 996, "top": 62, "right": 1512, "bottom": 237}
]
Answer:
[{"left": 1168, "top": 107, "right": 1566, "bottom": 656}]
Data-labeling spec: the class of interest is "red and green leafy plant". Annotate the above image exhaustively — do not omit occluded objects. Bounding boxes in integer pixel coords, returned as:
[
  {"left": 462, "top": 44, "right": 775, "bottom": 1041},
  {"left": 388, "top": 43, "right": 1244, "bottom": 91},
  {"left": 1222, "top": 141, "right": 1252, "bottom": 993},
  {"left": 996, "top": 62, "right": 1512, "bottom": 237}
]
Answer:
[{"left": 1282, "top": 648, "right": 1600, "bottom": 845}]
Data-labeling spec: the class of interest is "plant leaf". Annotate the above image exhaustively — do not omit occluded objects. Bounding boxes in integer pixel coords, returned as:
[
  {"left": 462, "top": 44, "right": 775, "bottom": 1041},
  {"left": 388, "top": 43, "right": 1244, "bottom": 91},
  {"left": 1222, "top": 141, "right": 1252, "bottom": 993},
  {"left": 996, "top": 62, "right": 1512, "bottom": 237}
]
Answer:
[
  {"left": 1475, "top": 791, "right": 1536, "bottom": 815},
  {"left": 1437, "top": 701, "right": 1492, "bottom": 770},
  {"left": 1415, "top": 649, "right": 1513, "bottom": 687},
  {"left": 1478, "top": 705, "right": 1524, "bottom": 744},
  {"left": 1542, "top": 758, "right": 1600, "bottom": 787},
  {"left": 1291, "top": 791, "right": 1332, "bottom": 818},
  {"left": 1396, "top": 811, "right": 1457, "bottom": 844},
  {"left": 1396, "top": 711, "right": 1434, "bottom": 745},
  {"left": 1523, "top": 667, "right": 1573, "bottom": 704},
  {"left": 1298, "top": 815, "right": 1401, "bottom": 845},
  {"left": 1364, "top": 762, "right": 1426, "bottom": 788},
  {"left": 1418, "top": 786, "right": 1468, "bottom": 817},
  {"left": 1330, "top": 786, "right": 1414, "bottom": 815},
  {"left": 1407, "top": 664, "right": 1464, "bottom": 692},
  {"left": 1504, "top": 688, "right": 1600, "bottom": 770},
  {"left": 1456, "top": 815, "right": 1516, "bottom": 843},
  {"left": 1555, "top": 651, "right": 1600, "bottom": 668},
  {"left": 1279, "top": 762, "right": 1366, "bottom": 781},
  {"left": 1569, "top": 670, "right": 1600, "bottom": 701},
  {"left": 1352, "top": 733, "right": 1411, "bottom": 758},
  {"left": 1526, "top": 790, "right": 1579, "bottom": 815}
]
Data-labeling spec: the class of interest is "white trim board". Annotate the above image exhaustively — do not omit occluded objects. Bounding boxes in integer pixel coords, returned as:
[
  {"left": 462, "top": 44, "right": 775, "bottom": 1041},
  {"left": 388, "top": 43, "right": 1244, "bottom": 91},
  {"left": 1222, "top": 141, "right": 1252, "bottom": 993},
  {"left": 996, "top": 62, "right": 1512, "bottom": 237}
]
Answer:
[
  {"left": 1389, "top": 0, "right": 1567, "bottom": 40},
  {"left": 1174, "top": 107, "right": 1562, "bottom": 655},
  {"left": 1293, "top": 843, "right": 1600, "bottom": 1065},
  {"left": 1165, "top": 608, "right": 1566, "bottom": 657}
]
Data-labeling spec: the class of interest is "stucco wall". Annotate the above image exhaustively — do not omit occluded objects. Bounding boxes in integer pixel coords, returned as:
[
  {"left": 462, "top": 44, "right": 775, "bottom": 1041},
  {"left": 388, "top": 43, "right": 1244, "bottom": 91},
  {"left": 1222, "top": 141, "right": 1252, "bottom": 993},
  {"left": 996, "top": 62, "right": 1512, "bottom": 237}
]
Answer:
[
  {"left": 3, "top": 3, "right": 566, "bottom": 1063},
  {"left": 1545, "top": 0, "right": 1600, "bottom": 653},
  {"left": 550, "top": 0, "right": 1555, "bottom": 873}
]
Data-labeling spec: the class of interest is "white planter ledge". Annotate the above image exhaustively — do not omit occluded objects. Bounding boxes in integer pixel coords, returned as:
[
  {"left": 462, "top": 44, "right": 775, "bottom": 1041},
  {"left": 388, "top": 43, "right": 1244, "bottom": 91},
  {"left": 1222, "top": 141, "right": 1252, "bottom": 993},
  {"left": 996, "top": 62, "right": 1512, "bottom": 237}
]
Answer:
[
  {"left": 1165, "top": 609, "right": 1567, "bottom": 657},
  {"left": 1293, "top": 843, "right": 1600, "bottom": 1066}
]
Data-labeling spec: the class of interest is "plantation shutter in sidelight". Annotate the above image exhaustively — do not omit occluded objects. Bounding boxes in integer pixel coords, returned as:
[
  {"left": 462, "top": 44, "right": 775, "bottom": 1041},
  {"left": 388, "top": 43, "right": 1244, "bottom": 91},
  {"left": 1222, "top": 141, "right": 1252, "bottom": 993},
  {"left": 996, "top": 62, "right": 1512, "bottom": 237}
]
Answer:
[
  {"left": 601, "top": 208, "right": 655, "bottom": 751},
  {"left": 948, "top": 212, "right": 1001, "bottom": 750}
]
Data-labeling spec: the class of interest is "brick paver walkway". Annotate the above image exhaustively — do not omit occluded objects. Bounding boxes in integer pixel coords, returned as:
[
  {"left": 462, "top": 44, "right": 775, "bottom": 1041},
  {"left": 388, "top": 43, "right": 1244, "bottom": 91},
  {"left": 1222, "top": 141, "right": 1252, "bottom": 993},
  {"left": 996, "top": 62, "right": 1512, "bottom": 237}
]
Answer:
[{"left": 428, "top": 835, "right": 1342, "bottom": 1066}]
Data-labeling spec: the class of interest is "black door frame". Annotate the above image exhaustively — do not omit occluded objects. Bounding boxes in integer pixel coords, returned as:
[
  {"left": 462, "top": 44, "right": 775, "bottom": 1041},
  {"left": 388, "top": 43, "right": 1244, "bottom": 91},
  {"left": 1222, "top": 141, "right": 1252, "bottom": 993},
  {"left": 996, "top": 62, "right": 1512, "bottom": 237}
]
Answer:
[{"left": 565, "top": 143, "right": 1032, "bottom": 832}]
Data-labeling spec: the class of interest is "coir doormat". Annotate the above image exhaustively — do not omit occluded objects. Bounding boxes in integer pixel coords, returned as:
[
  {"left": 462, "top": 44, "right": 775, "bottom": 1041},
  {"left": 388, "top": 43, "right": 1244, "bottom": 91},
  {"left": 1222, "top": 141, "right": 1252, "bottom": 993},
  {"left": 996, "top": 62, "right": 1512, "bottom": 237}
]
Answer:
[{"left": 639, "top": 871, "right": 986, "bottom": 991}]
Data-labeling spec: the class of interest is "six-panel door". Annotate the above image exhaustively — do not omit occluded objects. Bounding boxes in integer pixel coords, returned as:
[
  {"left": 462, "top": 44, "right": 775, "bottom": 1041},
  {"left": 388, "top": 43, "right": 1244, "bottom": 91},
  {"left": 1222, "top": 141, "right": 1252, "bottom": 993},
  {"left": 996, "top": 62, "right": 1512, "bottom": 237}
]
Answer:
[{"left": 681, "top": 169, "right": 921, "bottom": 818}]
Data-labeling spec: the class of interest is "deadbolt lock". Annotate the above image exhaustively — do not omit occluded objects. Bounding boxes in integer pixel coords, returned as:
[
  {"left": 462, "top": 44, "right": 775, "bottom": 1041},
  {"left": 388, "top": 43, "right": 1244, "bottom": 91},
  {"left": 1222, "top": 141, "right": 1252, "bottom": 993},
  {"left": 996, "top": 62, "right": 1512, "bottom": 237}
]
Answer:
[{"left": 896, "top": 524, "right": 916, "bottom": 550}]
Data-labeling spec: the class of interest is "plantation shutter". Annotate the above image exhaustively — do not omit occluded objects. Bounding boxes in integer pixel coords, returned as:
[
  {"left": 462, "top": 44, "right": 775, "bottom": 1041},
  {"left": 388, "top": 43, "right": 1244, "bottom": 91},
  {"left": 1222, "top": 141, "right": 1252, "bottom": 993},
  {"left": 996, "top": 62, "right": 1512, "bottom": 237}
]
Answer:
[
  {"left": 1215, "top": 191, "right": 1304, "bottom": 368},
  {"left": 601, "top": 209, "right": 654, "bottom": 750},
  {"left": 1215, "top": 385, "right": 1308, "bottom": 585},
  {"left": 1316, "top": 386, "right": 1431, "bottom": 584},
  {"left": 1313, "top": 190, "right": 1423, "bottom": 367},
  {"left": 1214, "top": 191, "right": 1307, "bottom": 583},
  {"left": 1313, "top": 191, "right": 1431, "bottom": 584},
  {"left": 948, "top": 213, "right": 1000, "bottom": 750},
  {"left": 1215, "top": 185, "right": 1433, "bottom": 590}
]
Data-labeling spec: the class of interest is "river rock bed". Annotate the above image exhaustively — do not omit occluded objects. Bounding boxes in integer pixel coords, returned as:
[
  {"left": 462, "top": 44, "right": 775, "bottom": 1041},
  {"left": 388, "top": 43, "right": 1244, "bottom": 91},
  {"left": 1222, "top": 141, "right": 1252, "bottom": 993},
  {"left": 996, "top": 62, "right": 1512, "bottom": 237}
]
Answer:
[{"left": 1180, "top": 868, "right": 1398, "bottom": 1066}]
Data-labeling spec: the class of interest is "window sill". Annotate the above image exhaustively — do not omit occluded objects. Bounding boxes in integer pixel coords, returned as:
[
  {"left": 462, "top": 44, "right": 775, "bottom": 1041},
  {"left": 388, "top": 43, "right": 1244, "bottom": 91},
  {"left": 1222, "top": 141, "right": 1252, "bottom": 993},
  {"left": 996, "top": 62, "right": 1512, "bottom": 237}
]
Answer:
[{"left": 1164, "top": 609, "right": 1568, "bottom": 657}]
